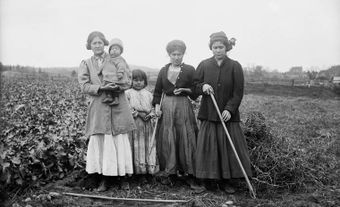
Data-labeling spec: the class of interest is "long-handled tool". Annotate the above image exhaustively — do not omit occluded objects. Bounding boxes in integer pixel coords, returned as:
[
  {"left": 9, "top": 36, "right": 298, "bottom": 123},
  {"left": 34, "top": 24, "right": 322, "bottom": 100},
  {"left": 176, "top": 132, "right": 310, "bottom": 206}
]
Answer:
[
  {"left": 148, "top": 93, "right": 164, "bottom": 156},
  {"left": 209, "top": 93, "right": 256, "bottom": 198},
  {"left": 59, "top": 192, "right": 189, "bottom": 203}
]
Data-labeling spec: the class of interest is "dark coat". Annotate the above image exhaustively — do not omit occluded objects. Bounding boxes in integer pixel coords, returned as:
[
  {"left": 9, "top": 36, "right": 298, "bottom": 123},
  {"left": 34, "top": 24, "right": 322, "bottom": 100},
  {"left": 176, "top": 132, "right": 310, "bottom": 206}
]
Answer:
[
  {"left": 152, "top": 63, "right": 198, "bottom": 106},
  {"left": 193, "top": 56, "right": 244, "bottom": 122}
]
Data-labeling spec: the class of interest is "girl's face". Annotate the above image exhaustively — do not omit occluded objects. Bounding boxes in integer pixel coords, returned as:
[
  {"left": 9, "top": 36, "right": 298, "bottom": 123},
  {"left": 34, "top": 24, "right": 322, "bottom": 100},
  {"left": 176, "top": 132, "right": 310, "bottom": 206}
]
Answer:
[
  {"left": 169, "top": 50, "right": 184, "bottom": 67},
  {"left": 211, "top": 41, "right": 227, "bottom": 60},
  {"left": 90, "top": 36, "right": 105, "bottom": 56},
  {"left": 109, "top": 45, "right": 121, "bottom": 58},
  {"left": 132, "top": 78, "right": 145, "bottom": 90}
]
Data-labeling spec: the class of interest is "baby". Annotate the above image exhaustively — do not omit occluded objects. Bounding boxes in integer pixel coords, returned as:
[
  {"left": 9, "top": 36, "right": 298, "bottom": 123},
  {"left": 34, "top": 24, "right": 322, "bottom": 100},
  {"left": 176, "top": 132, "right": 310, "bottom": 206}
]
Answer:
[{"left": 102, "top": 38, "right": 131, "bottom": 105}]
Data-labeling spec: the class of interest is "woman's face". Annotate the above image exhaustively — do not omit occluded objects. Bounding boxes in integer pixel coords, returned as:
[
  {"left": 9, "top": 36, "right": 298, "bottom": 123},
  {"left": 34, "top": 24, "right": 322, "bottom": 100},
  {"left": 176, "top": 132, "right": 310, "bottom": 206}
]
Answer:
[
  {"left": 169, "top": 50, "right": 184, "bottom": 66},
  {"left": 90, "top": 36, "right": 105, "bottom": 56},
  {"left": 132, "top": 78, "right": 145, "bottom": 90},
  {"left": 211, "top": 41, "right": 226, "bottom": 60}
]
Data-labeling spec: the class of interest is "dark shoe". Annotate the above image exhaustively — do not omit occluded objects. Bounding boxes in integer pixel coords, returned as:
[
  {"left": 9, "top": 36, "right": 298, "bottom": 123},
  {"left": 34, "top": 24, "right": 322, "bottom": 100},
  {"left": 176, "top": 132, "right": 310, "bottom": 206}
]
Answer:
[
  {"left": 120, "top": 181, "right": 130, "bottom": 190},
  {"left": 204, "top": 180, "right": 218, "bottom": 191},
  {"left": 219, "top": 183, "right": 236, "bottom": 194},
  {"left": 83, "top": 173, "right": 100, "bottom": 190},
  {"left": 185, "top": 178, "right": 205, "bottom": 193}
]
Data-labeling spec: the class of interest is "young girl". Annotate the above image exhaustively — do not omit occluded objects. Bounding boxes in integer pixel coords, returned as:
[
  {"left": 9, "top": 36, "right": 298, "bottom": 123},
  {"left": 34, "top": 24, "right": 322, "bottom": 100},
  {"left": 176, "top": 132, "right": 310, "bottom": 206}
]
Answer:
[{"left": 125, "top": 69, "right": 159, "bottom": 179}]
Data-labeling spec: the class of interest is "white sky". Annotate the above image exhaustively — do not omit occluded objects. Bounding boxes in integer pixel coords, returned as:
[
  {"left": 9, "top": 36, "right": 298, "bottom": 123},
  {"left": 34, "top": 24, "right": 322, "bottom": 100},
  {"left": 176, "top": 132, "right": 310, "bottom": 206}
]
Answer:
[{"left": 0, "top": 0, "right": 339, "bottom": 72}]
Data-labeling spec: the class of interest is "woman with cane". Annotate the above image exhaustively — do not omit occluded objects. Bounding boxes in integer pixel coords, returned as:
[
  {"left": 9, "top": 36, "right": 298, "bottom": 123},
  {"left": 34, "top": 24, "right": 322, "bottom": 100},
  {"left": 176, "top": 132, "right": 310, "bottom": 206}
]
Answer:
[{"left": 193, "top": 31, "right": 253, "bottom": 194}]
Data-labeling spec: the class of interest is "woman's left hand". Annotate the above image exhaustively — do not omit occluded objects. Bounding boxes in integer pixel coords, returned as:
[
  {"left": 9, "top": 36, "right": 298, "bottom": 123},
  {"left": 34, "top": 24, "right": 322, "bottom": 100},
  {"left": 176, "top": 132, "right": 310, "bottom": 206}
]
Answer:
[
  {"left": 222, "top": 110, "right": 231, "bottom": 122},
  {"left": 174, "top": 88, "right": 191, "bottom": 95}
]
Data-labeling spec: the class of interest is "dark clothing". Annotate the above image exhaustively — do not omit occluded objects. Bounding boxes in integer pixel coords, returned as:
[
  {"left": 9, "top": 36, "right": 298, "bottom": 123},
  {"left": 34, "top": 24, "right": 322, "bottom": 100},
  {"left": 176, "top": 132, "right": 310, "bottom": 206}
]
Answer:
[
  {"left": 195, "top": 121, "right": 252, "bottom": 179},
  {"left": 152, "top": 63, "right": 198, "bottom": 106},
  {"left": 193, "top": 56, "right": 244, "bottom": 122},
  {"left": 194, "top": 55, "right": 252, "bottom": 180},
  {"left": 156, "top": 95, "right": 198, "bottom": 175}
]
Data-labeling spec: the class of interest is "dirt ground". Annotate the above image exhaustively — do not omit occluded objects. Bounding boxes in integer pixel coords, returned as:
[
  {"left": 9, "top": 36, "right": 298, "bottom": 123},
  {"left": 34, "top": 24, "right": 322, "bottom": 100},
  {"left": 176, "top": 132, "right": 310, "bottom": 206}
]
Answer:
[{"left": 5, "top": 169, "right": 340, "bottom": 207}]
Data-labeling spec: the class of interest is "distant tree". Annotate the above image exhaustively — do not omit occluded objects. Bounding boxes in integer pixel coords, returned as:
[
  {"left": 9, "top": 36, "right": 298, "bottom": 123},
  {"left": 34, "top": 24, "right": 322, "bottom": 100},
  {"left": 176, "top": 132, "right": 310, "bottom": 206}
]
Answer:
[
  {"left": 306, "top": 70, "right": 318, "bottom": 80},
  {"left": 71, "top": 70, "right": 77, "bottom": 78},
  {"left": 254, "top": 65, "right": 264, "bottom": 77},
  {"left": 0, "top": 62, "right": 3, "bottom": 73}
]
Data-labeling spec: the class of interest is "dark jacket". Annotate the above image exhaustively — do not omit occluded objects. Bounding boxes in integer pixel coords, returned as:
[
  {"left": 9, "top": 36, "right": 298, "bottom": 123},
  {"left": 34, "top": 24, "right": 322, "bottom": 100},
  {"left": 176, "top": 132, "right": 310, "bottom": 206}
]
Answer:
[
  {"left": 193, "top": 56, "right": 244, "bottom": 122},
  {"left": 152, "top": 63, "right": 198, "bottom": 105}
]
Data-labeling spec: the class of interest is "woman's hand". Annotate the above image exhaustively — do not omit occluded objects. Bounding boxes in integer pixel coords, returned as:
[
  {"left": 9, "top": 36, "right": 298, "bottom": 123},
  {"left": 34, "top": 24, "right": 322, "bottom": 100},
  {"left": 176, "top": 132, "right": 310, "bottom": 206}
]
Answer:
[
  {"left": 174, "top": 88, "right": 192, "bottom": 95},
  {"left": 132, "top": 109, "right": 139, "bottom": 118},
  {"left": 202, "top": 84, "right": 214, "bottom": 95},
  {"left": 100, "top": 83, "right": 120, "bottom": 92},
  {"left": 138, "top": 111, "right": 148, "bottom": 120},
  {"left": 155, "top": 104, "right": 162, "bottom": 117},
  {"left": 144, "top": 111, "right": 155, "bottom": 121},
  {"left": 222, "top": 110, "right": 231, "bottom": 122}
]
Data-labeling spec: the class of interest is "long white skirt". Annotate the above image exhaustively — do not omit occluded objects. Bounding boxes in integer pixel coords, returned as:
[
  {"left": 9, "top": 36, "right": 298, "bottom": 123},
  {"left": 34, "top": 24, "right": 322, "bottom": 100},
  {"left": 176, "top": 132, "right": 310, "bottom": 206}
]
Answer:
[{"left": 86, "top": 134, "right": 133, "bottom": 176}]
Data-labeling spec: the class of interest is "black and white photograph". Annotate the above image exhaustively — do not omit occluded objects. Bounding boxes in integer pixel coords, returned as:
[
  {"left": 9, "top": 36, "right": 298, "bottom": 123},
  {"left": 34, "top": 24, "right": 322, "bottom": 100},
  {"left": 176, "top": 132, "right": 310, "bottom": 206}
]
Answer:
[{"left": 0, "top": 0, "right": 339, "bottom": 206}]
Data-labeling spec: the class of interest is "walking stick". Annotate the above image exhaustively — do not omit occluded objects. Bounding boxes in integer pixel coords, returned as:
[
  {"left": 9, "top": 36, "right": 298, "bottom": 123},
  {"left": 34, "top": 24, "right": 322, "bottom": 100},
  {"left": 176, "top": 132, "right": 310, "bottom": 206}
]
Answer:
[
  {"left": 148, "top": 93, "right": 164, "bottom": 156},
  {"left": 209, "top": 93, "right": 256, "bottom": 198}
]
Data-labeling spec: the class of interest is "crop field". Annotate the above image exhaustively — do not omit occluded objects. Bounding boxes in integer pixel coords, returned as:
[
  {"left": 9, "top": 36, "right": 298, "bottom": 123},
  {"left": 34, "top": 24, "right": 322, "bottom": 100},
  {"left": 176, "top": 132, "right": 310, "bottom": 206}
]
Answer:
[{"left": 0, "top": 72, "right": 339, "bottom": 207}]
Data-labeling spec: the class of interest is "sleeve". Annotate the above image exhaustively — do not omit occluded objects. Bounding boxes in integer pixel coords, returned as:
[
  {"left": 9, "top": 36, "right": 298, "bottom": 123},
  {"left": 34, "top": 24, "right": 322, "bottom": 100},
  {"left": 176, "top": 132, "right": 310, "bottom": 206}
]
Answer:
[
  {"left": 224, "top": 61, "right": 244, "bottom": 114},
  {"left": 114, "top": 58, "right": 127, "bottom": 74},
  {"left": 152, "top": 69, "right": 163, "bottom": 106},
  {"left": 113, "top": 58, "right": 132, "bottom": 91},
  {"left": 192, "top": 61, "right": 206, "bottom": 96},
  {"left": 125, "top": 90, "right": 135, "bottom": 112},
  {"left": 78, "top": 60, "right": 101, "bottom": 96}
]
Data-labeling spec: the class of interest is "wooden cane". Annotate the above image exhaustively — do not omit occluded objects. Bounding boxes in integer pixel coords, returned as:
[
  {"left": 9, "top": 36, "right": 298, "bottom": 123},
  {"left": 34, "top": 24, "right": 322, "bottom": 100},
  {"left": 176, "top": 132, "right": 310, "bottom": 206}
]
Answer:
[
  {"left": 148, "top": 93, "right": 164, "bottom": 156},
  {"left": 209, "top": 93, "right": 256, "bottom": 198}
]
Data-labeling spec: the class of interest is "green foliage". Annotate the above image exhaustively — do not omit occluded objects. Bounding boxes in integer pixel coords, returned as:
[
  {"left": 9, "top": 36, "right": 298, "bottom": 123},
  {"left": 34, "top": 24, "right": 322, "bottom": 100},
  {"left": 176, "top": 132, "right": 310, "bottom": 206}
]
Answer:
[{"left": 0, "top": 76, "right": 88, "bottom": 191}]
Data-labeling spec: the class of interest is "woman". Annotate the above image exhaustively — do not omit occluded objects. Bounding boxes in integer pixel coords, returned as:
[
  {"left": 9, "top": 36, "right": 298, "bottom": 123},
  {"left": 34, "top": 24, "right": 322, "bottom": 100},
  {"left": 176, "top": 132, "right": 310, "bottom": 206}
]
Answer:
[
  {"left": 193, "top": 31, "right": 252, "bottom": 193},
  {"left": 152, "top": 40, "right": 200, "bottom": 188},
  {"left": 78, "top": 31, "right": 136, "bottom": 191}
]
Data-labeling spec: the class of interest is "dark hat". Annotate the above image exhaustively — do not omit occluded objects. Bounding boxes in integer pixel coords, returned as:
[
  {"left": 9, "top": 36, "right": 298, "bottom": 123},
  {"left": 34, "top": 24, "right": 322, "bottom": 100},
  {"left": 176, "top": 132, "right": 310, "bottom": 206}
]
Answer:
[
  {"left": 86, "top": 31, "right": 109, "bottom": 50},
  {"left": 209, "top": 31, "right": 235, "bottom": 51}
]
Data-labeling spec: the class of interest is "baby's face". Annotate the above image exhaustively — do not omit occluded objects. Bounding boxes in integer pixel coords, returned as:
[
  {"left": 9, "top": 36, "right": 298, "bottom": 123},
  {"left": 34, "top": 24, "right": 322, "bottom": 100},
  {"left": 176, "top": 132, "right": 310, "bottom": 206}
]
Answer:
[{"left": 109, "top": 45, "right": 121, "bottom": 57}]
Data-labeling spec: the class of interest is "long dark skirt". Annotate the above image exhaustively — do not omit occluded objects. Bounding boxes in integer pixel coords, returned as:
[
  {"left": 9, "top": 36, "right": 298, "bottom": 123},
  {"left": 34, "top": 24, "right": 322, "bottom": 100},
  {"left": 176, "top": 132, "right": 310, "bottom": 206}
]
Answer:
[
  {"left": 156, "top": 95, "right": 198, "bottom": 175},
  {"left": 195, "top": 120, "right": 252, "bottom": 179}
]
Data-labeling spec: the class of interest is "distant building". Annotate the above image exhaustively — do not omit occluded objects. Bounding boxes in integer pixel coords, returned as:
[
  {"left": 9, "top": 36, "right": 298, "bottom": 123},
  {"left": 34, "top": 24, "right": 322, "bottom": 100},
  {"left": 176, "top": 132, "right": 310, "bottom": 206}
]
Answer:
[
  {"left": 331, "top": 76, "right": 340, "bottom": 87},
  {"left": 285, "top": 66, "right": 307, "bottom": 79}
]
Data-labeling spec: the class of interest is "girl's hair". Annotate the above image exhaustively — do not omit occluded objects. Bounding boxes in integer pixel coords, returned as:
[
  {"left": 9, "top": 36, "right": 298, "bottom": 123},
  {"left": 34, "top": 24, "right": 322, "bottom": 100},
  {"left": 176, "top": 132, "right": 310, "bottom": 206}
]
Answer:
[
  {"left": 166, "top": 40, "right": 186, "bottom": 54},
  {"left": 132, "top": 69, "right": 148, "bottom": 87}
]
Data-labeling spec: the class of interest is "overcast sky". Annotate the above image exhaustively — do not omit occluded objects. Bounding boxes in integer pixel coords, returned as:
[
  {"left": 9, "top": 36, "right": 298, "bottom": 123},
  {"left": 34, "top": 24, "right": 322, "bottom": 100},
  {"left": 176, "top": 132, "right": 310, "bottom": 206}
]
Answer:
[{"left": 1, "top": 0, "right": 339, "bottom": 71}]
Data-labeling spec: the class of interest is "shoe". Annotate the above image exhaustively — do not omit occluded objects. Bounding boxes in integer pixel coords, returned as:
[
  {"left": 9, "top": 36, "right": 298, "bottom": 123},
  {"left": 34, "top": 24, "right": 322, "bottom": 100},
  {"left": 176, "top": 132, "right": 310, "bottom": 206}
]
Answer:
[
  {"left": 120, "top": 181, "right": 130, "bottom": 190},
  {"left": 220, "top": 184, "right": 236, "bottom": 194},
  {"left": 83, "top": 173, "right": 100, "bottom": 190},
  {"left": 96, "top": 179, "right": 108, "bottom": 192}
]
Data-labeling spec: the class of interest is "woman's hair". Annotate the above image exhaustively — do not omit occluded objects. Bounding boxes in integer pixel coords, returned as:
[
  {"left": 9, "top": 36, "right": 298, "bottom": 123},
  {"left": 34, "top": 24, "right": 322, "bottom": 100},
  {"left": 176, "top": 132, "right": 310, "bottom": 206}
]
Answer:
[
  {"left": 166, "top": 40, "right": 186, "bottom": 54},
  {"left": 86, "top": 31, "right": 109, "bottom": 50},
  {"left": 209, "top": 31, "right": 236, "bottom": 51},
  {"left": 132, "top": 69, "right": 148, "bottom": 87}
]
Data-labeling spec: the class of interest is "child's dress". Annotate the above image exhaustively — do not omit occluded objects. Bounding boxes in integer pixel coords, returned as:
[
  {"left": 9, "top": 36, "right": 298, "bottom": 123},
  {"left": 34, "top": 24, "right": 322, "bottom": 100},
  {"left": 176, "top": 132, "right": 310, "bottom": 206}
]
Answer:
[{"left": 125, "top": 88, "right": 159, "bottom": 174}]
